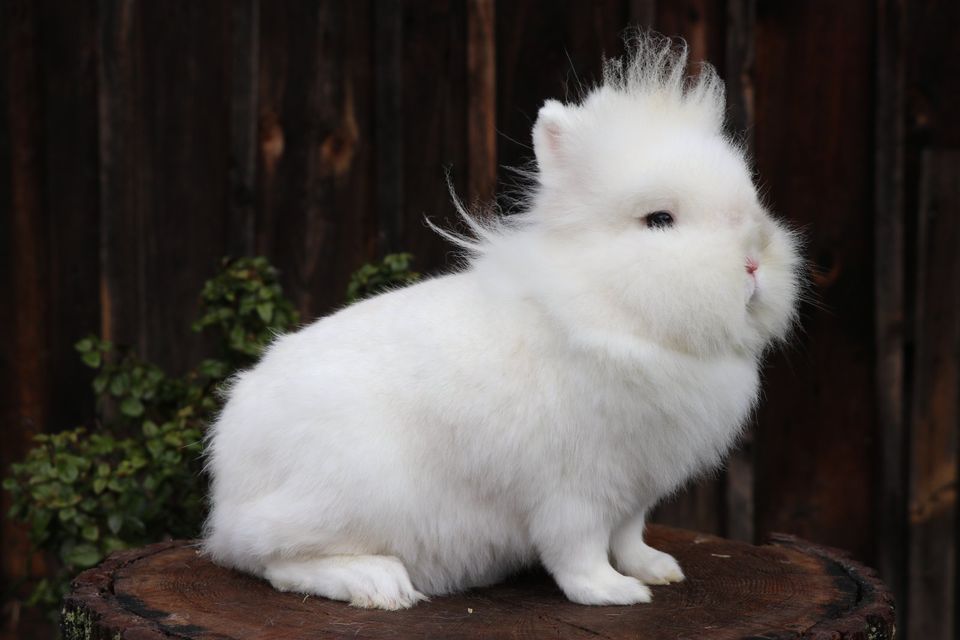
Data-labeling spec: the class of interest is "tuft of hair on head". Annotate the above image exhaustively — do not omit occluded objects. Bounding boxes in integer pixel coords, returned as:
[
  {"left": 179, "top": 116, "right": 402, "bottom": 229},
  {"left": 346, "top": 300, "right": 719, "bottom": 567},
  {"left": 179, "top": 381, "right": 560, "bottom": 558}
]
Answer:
[
  {"left": 427, "top": 30, "right": 728, "bottom": 259},
  {"left": 600, "top": 30, "right": 726, "bottom": 132}
]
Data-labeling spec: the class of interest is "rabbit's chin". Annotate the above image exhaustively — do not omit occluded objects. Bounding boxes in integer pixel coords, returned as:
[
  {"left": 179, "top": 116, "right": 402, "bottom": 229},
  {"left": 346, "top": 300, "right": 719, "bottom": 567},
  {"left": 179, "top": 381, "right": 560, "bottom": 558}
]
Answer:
[{"left": 661, "top": 284, "right": 797, "bottom": 358}]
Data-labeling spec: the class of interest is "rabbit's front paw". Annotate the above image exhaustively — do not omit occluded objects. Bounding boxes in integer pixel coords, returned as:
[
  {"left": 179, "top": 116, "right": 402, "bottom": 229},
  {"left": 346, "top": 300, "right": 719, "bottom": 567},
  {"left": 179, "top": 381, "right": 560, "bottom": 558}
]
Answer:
[
  {"left": 616, "top": 546, "right": 684, "bottom": 585},
  {"left": 557, "top": 566, "right": 653, "bottom": 605}
]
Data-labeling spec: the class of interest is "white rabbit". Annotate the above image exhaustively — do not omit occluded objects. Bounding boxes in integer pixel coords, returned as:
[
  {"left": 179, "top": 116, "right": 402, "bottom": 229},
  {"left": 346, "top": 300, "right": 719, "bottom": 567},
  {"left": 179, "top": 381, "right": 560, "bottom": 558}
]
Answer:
[{"left": 203, "top": 33, "right": 801, "bottom": 610}]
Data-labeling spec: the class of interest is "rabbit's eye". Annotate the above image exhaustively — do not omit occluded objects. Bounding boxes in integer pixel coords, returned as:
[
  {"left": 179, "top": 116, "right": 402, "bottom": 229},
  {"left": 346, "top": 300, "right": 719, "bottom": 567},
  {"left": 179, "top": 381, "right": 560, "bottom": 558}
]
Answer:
[{"left": 645, "top": 211, "right": 674, "bottom": 229}]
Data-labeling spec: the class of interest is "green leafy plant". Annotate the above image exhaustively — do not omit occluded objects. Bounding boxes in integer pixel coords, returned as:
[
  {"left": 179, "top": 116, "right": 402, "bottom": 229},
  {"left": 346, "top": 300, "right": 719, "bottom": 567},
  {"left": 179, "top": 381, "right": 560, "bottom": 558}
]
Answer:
[
  {"left": 192, "top": 256, "right": 300, "bottom": 362},
  {"left": 3, "top": 254, "right": 418, "bottom": 619},
  {"left": 346, "top": 252, "right": 420, "bottom": 303}
]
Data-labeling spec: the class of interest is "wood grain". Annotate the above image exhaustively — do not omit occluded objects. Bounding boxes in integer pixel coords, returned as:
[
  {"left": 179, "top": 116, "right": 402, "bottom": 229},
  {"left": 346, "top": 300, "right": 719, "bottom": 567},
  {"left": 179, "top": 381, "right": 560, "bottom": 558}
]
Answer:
[
  {"left": 906, "top": 150, "right": 959, "bottom": 640},
  {"left": 374, "top": 0, "right": 403, "bottom": 255},
  {"left": 466, "top": 0, "right": 497, "bottom": 205},
  {"left": 872, "top": 0, "right": 907, "bottom": 630},
  {"left": 904, "top": 0, "right": 960, "bottom": 147},
  {"left": 137, "top": 0, "right": 232, "bottom": 372},
  {"left": 655, "top": 0, "right": 723, "bottom": 74},
  {"left": 257, "top": 0, "right": 377, "bottom": 319},
  {"left": 398, "top": 0, "right": 469, "bottom": 274},
  {"left": 1, "top": 1, "right": 51, "bottom": 635},
  {"left": 226, "top": 0, "right": 260, "bottom": 259},
  {"left": 62, "top": 526, "right": 894, "bottom": 639},
  {"left": 34, "top": 0, "right": 102, "bottom": 432},
  {"left": 97, "top": 0, "right": 148, "bottom": 357},
  {"left": 751, "top": 0, "right": 878, "bottom": 562},
  {"left": 900, "top": 6, "right": 960, "bottom": 634},
  {"left": 495, "top": 0, "right": 628, "bottom": 191}
]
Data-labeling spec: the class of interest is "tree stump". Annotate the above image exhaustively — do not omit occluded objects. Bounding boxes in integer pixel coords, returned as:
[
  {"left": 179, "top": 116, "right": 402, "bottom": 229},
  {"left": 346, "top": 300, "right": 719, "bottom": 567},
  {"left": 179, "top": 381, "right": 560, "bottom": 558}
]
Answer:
[{"left": 62, "top": 525, "right": 894, "bottom": 639}]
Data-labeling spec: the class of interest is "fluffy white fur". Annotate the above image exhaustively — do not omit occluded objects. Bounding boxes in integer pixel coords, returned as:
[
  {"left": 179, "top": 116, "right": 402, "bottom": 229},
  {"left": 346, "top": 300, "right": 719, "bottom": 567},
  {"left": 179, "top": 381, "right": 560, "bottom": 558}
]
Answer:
[{"left": 203, "top": 34, "right": 801, "bottom": 610}]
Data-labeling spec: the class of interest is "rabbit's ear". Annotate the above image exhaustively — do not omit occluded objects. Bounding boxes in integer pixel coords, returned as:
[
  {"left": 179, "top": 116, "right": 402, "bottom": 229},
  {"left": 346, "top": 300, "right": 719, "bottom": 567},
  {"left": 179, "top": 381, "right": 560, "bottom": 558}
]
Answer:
[{"left": 533, "top": 100, "right": 573, "bottom": 182}]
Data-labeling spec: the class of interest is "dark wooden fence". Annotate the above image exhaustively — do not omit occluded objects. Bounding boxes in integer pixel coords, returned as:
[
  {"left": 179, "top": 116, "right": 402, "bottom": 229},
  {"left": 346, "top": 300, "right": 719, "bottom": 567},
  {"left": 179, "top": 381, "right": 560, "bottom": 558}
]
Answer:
[{"left": 1, "top": 1, "right": 957, "bottom": 638}]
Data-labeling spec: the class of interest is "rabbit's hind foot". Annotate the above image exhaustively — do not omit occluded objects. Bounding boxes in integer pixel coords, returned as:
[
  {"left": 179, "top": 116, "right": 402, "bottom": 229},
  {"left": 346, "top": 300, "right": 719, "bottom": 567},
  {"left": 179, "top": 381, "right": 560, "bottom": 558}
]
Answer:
[{"left": 263, "top": 554, "right": 428, "bottom": 610}]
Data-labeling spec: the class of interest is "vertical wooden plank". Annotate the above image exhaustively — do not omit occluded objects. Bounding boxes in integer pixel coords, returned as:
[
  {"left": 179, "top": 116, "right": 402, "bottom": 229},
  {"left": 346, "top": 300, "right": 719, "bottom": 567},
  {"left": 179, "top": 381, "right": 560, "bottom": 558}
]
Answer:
[
  {"left": 35, "top": 0, "right": 102, "bottom": 433},
  {"left": 903, "top": 2, "right": 960, "bottom": 149},
  {"left": 724, "top": 0, "right": 755, "bottom": 149},
  {"left": 722, "top": 0, "right": 756, "bottom": 543},
  {"left": 650, "top": 486, "right": 724, "bottom": 536},
  {"left": 873, "top": 0, "right": 906, "bottom": 629},
  {"left": 98, "top": 0, "right": 147, "bottom": 356},
  {"left": 100, "top": 1, "right": 236, "bottom": 371},
  {"left": 375, "top": 0, "right": 403, "bottom": 255},
  {"left": 628, "top": 0, "right": 657, "bottom": 26},
  {"left": 496, "top": 1, "right": 629, "bottom": 187},
  {"left": 258, "top": 0, "right": 376, "bottom": 318},
  {"left": 137, "top": 1, "right": 232, "bottom": 371},
  {"left": 901, "top": 3, "right": 960, "bottom": 631},
  {"left": 399, "top": 1, "right": 469, "bottom": 272},
  {"left": 752, "top": 0, "right": 877, "bottom": 562},
  {"left": 655, "top": 0, "right": 724, "bottom": 71},
  {"left": 466, "top": 0, "right": 497, "bottom": 205},
  {"left": 227, "top": 0, "right": 259, "bottom": 258},
  {"left": 0, "top": 0, "right": 51, "bottom": 634},
  {"left": 907, "top": 150, "right": 959, "bottom": 640},
  {"left": 0, "top": 15, "right": 13, "bottom": 636}
]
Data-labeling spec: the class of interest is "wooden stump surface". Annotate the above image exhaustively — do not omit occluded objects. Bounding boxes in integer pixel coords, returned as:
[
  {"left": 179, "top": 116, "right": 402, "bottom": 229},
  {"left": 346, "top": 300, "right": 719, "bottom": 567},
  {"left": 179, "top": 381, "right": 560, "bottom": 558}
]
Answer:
[{"left": 62, "top": 525, "right": 894, "bottom": 639}]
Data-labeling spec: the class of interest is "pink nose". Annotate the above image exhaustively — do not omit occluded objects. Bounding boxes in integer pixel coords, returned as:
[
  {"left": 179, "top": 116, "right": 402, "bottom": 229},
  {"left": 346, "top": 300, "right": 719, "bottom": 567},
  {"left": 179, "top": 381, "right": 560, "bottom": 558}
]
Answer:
[{"left": 746, "top": 258, "right": 759, "bottom": 275}]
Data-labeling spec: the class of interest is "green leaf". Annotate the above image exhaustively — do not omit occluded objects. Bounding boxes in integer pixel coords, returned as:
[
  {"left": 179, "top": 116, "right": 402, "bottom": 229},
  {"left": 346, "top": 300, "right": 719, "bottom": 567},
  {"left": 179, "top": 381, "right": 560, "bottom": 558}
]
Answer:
[
  {"left": 229, "top": 324, "right": 246, "bottom": 347},
  {"left": 142, "top": 421, "right": 159, "bottom": 437},
  {"left": 75, "top": 337, "right": 94, "bottom": 353},
  {"left": 81, "top": 351, "right": 102, "bottom": 368},
  {"left": 147, "top": 368, "right": 164, "bottom": 385},
  {"left": 198, "top": 359, "right": 228, "bottom": 379},
  {"left": 120, "top": 397, "right": 144, "bottom": 418},
  {"left": 256, "top": 302, "right": 274, "bottom": 322},
  {"left": 109, "top": 373, "right": 129, "bottom": 396},
  {"left": 81, "top": 524, "right": 99, "bottom": 541},
  {"left": 92, "top": 374, "right": 109, "bottom": 394},
  {"left": 62, "top": 543, "right": 102, "bottom": 568},
  {"left": 103, "top": 536, "right": 127, "bottom": 553},
  {"left": 58, "top": 463, "right": 79, "bottom": 483},
  {"left": 146, "top": 439, "right": 164, "bottom": 460},
  {"left": 92, "top": 478, "right": 107, "bottom": 494},
  {"left": 163, "top": 432, "right": 183, "bottom": 447},
  {"left": 107, "top": 513, "right": 123, "bottom": 535}
]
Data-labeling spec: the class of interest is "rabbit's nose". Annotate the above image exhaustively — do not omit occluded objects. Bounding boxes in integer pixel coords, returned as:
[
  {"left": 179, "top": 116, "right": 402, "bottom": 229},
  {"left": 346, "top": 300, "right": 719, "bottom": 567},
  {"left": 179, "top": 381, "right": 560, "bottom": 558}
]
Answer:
[{"left": 746, "top": 258, "right": 759, "bottom": 275}]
